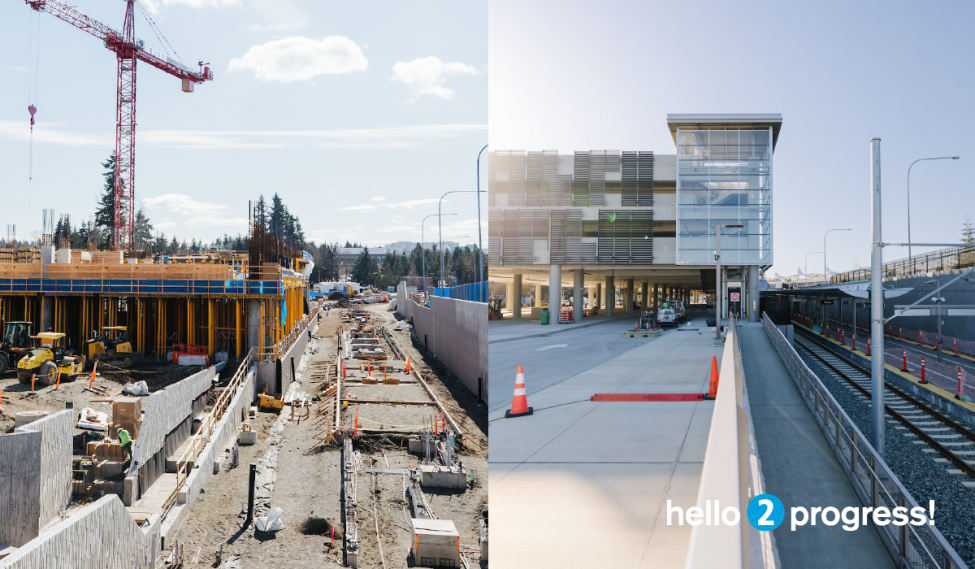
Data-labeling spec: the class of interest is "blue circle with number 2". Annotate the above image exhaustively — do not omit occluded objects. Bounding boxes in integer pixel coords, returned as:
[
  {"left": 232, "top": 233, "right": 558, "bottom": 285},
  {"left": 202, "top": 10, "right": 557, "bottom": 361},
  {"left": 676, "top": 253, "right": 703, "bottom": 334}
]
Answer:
[{"left": 747, "top": 494, "right": 784, "bottom": 531}]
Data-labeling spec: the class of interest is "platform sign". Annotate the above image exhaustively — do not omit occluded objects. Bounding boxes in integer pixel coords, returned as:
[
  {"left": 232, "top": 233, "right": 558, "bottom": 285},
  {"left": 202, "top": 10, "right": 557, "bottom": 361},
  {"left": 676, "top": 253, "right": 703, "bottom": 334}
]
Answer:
[{"left": 730, "top": 292, "right": 740, "bottom": 302}]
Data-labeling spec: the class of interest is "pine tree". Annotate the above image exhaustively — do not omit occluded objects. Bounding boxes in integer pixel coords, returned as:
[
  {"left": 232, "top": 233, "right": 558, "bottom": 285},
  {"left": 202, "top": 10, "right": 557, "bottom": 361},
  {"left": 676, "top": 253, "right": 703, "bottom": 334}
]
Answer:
[
  {"left": 352, "top": 248, "right": 373, "bottom": 284},
  {"left": 94, "top": 152, "right": 126, "bottom": 249},
  {"left": 133, "top": 208, "right": 153, "bottom": 251},
  {"left": 963, "top": 215, "right": 975, "bottom": 245}
]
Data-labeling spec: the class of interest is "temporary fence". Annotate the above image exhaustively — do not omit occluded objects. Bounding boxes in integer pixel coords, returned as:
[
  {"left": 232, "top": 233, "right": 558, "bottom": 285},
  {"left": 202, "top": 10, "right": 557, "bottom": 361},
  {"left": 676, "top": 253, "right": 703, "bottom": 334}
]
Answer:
[
  {"left": 792, "top": 313, "right": 975, "bottom": 401},
  {"left": 764, "top": 313, "right": 967, "bottom": 569},
  {"left": 445, "top": 282, "right": 488, "bottom": 303}
]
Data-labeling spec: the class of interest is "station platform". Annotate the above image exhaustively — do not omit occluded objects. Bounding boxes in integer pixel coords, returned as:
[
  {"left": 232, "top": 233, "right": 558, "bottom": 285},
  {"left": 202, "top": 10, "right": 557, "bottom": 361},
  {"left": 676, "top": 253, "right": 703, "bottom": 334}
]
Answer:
[
  {"left": 738, "top": 323, "right": 894, "bottom": 568},
  {"left": 489, "top": 313, "right": 721, "bottom": 568}
]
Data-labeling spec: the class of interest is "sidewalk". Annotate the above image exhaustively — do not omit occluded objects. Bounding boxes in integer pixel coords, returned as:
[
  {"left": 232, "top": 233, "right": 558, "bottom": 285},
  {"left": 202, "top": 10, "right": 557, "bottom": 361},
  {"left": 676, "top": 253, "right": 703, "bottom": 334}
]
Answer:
[
  {"left": 489, "top": 315, "right": 722, "bottom": 568},
  {"left": 490, "top": 312, "right": 640, "bottom": 344}
]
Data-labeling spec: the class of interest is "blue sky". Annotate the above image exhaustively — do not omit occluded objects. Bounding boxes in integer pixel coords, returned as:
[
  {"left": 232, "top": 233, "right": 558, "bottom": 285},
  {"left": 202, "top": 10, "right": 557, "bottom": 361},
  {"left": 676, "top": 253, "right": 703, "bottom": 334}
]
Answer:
[
  {"left": 0, "top": 0, "right": 487, "bottom": 248},
  {"left": 489, "top": 0, "right": 975, "bottom": 277}
]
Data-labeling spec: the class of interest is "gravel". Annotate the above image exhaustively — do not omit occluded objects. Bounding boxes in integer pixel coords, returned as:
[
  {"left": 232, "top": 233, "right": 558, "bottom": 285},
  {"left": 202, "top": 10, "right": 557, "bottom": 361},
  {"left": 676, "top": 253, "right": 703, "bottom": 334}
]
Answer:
[{"left": 798, "top": 344, "right": 975, "bottom": 565}]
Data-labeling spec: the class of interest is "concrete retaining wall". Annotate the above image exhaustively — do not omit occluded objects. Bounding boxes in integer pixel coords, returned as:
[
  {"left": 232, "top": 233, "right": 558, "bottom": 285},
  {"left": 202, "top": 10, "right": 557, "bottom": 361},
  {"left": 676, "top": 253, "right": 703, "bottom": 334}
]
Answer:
[
  {"left": 396, "top": 282, "right": 488, "bottom": 403},
  {"left": 16, "top": 410, "right": 73, "bottom": 533},
  {"left": 0, "top": 431, "right": 41, "bottom": 547},
  {"left": 279, "top": 330, "right": 310, "bottom": 394},
  {"left": 0, "top": 495, "right": 160, "bottom": 569},
  {"left": 178, "top": 367, "right": 257, "bottom": 507}
]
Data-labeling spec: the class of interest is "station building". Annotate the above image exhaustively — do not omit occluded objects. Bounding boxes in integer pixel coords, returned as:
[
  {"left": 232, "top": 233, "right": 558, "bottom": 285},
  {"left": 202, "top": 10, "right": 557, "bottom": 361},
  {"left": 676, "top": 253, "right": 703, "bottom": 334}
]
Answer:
[{"left": 488, "top": 113, "right": 781, "bottom": 323}]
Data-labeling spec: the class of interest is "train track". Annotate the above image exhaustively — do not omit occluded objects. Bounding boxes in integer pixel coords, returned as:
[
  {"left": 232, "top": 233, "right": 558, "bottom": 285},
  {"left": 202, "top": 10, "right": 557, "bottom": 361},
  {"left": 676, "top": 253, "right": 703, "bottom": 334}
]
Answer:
[{"left": 794, "top": 331, "right": 975, "bottom": 487}]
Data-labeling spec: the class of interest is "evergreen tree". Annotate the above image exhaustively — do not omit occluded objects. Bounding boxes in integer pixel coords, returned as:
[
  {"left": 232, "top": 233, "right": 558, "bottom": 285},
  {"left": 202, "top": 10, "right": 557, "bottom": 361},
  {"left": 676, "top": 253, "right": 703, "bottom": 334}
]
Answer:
[
  {"left": 133, "top": 208, "right": 153, "bottom": 251},
  {"left": 963, "top": 215, "right": 975, "bottom": 245},
  {"left": 94, "top": 152, "right": 126, "bottom": 249},
  {"left": 352, "top": 248, "right": 373, "bottom": 284}
]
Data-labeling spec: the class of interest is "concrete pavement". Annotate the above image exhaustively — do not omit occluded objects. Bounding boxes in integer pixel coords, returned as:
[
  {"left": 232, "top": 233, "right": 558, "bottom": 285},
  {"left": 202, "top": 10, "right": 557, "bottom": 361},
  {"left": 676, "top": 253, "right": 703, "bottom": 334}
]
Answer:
[
  {"left": 489, "top": 312, "right": 722, "bottom": 568},
  {"left": 739, "top": 323, "right": 894, "bottom": 568}
]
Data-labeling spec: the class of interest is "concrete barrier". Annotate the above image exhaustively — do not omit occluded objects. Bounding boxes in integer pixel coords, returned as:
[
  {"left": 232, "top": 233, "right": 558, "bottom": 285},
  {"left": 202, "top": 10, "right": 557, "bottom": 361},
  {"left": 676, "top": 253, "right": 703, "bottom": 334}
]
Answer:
[
  {"left": 16, "top": 409, "right": 73, "bottom": 534},
  {"left": 0, "top": 431, "right": 41, "bottom": 547},
  {"left": 0, "top": 495, "right": 160, "bottom": 569}
]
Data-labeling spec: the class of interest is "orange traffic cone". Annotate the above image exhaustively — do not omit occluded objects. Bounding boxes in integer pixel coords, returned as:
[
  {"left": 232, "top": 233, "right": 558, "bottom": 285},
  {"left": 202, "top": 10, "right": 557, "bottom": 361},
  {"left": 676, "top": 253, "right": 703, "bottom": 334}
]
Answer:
[
  {"left": 702, "top": 356, "right": 719, "bottom": 400},
  {"left": 505, "top": 365, "right": 534, "bottom": 418}
]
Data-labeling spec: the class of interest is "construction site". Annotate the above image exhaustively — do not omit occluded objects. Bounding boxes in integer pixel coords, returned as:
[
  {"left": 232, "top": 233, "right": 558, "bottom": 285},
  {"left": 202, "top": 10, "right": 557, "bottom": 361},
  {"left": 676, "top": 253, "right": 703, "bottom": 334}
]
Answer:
[{"left": 0, "top": 224, "right": 489, "bottom": 567}]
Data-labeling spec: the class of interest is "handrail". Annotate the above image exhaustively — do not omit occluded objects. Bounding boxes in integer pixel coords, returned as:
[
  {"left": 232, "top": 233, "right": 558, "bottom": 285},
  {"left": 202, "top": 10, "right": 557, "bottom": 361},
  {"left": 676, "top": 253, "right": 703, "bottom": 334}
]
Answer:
[
  {"left": 686, "top": 315, "right": 751, "bottom": 569},
  {"left": 831, "top": 245, "right": 975, "bottom": 284},
  {"left": 762, "top": 314, "right": 967, "bottom": 569},
  {"left": 167, "top": 347, "right": 256, "bottom": 510}
]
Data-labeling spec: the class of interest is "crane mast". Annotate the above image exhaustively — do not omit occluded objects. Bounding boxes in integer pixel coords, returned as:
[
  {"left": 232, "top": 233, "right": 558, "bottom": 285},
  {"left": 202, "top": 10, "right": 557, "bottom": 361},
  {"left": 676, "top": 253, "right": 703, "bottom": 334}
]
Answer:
[{"left": 26, "top": 0, "right": 213, "bottom": 250}]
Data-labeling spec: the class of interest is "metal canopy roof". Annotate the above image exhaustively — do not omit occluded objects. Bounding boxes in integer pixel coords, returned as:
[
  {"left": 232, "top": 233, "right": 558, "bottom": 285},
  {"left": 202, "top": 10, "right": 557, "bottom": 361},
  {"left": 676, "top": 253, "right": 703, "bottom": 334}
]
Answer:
[
  {"left": 780, "top": 280, "right": 913, "bottom": 300},
  {"left": 666, "top": 113, "right": 783, "bottom": 149}
]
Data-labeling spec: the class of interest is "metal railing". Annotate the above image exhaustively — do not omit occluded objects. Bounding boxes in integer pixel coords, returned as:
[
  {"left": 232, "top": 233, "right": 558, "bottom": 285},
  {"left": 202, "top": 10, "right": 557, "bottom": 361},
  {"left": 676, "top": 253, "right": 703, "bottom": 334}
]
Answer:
[
  {"left": 763, "top": 314, "right": 967, "bottom": 569},
  {"left": 831, "top": 245, "right": 975, "bottom": 284},
  {"left": 167, "top": 347, "right": 256, "bottom": 511}
]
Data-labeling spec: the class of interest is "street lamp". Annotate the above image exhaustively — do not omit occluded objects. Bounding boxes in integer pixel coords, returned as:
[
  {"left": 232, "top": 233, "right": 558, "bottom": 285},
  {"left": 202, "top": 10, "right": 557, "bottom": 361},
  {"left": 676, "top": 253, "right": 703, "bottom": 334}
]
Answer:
[
  {"left": 476, "top": 145, "right": 488, "bottom": 289},
  {"left": 438, "top": 190, "right": 481, "bottom": 288},
  {"left": 804, "top": 252, "right": 822, "bottom": 287},
  {"left": 824, "top": 229, "right": 851, "bottom": 284},
  {"left": 908, "top": 156, "right": 960, "bottom": 260},
  {"left": 422, "top": 213, "right": 456, "bottom": 297},
  {"left": 714, "top": 223, "right": 743, "bottom": 344}
]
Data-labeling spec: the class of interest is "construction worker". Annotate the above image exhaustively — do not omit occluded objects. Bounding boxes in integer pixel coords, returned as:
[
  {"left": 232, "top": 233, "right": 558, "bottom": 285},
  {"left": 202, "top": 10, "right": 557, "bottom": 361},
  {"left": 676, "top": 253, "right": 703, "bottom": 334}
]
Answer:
[{"left": 118, "top": 427, "right": 132, "bottom": 462}]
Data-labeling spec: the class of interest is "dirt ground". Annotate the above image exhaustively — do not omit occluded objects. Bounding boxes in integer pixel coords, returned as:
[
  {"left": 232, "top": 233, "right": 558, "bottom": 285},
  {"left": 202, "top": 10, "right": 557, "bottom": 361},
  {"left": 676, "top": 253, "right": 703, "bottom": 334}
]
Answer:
[
  {"left": 163, "top": 302, "right": 488, "bottom": 568},
  {"left": 0, "top": 360, "right": 204, "bottom": 434}
]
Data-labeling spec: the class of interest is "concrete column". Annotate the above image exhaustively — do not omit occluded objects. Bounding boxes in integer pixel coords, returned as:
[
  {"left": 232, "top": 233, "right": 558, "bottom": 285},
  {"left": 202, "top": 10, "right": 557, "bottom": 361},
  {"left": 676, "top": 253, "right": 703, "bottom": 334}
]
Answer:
[
  {"left": 506, "top": 282, "right": 514, "bottom": 311},
  {"left": 641, "top": 281, "right": 648, "bottom": 310},
  {"left": 535, "top": 284, "right": 543, "bottom": 308},
  {"left": 605, "top": 275, "right": 614, "bottom": 317},
  {"left": 549, "top": 264, "right": 562, "bottom": 322},
  {"left": 41, "top": 295, "right": 53, "bottom": 332},
  {"left": 624, "top": 278, "right": 634, "bottom": 314},
  {"left": 748, "top": 265, "right": 760, "bottom": 322},
  {"left": 247, "top": 299, "right": 261, "bottom": 353},
  {"left": 595, "top": 283, "right": 602, "bottom": 312},
  {"left": 573, "top": 269, "right": 584, "bottom": 324},
  {"left": 512, "top": 273, "right": 523, "bottom": 319}
]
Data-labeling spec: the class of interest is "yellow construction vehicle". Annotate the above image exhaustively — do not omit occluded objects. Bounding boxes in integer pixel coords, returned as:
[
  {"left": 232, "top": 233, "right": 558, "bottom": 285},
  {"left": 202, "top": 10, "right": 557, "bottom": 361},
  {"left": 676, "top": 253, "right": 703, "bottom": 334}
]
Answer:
[
  {"left": 85, "top": 326, "right": 142, "bottom": 368},
  {"left": 17, "top": 332, "right": 87, "bottom": 386}
]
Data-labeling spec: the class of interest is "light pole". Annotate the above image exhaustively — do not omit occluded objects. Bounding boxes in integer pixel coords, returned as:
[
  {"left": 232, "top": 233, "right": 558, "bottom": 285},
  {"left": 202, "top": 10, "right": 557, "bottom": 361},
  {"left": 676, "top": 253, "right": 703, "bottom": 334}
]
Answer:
[
  {"left": 438, "top": 190, "right": 481, "bottom": 288},
  {"left": 804, "top": 252, "right": 822, "bottom": 287},
  {"left": 476, "top": 145, "right": 488, "bottom": 290},
  {"left": 422, "top": 213, "right": 456, "bottom": 297},
  {"left": 908, "top": 156, "right": 960, "bottom": 260},
  {"left": 924, "top": 279, "right": 945, "bottom": 363},
  {"left": 824, "top": 229, "right": 851, "bottom": 284},
  {"left": 714, "top": 223, "right": 743, "bottom": 344}
]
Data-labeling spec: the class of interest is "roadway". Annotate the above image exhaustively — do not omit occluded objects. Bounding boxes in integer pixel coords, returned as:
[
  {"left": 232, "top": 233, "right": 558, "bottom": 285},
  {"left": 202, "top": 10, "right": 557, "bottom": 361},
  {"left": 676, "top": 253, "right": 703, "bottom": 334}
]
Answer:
[{"left": 488, "top": 309, "right": 713, "bottom": 413}]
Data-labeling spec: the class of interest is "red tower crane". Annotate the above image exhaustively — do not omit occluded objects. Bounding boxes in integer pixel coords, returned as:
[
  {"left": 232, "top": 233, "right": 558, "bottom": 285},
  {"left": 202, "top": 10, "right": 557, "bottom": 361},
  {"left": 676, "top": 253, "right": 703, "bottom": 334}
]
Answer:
[{"left": 26, "top": 0, "right": 213, "bottom": 250}]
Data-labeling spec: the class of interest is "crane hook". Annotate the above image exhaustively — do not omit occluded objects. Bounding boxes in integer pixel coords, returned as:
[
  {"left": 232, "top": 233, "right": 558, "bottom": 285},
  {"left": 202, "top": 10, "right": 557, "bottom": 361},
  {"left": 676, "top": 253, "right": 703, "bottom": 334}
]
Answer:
[{"left": 28, "top": 104, "right": 37, "bottom": 131}]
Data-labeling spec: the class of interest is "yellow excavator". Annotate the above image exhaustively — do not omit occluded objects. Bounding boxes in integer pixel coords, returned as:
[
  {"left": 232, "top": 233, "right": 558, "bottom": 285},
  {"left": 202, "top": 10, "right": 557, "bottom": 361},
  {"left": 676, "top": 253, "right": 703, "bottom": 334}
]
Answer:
[
  {"left": 17, "top": 332, "right": 87, "bottom": 386},
  {"left": 85, "top": 326, "right": 142, "bottom": 368}
]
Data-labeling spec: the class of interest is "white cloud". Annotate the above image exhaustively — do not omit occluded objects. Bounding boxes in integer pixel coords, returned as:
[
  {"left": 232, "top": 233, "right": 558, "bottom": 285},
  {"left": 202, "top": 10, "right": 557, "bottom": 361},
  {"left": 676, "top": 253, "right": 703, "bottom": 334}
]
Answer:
[
  {"left": 142, "top": 194, "right": 247, "bottom": 229},
  {"left": 338, "top": 198, "right": 441, "bottom": 212},
  {"left": 244, "top": 23, "right": 305, "bottom": 33},
  {"left": 370, "top": 196, "right": 387, "bottom": 202},
  {"left": 229, "top": 36, "right": 367, "bottom": 82},
  {"left": 141, "top": 0, "right": 239, "bottom": 14},
  {"left": 0, "top": 122, "right": 486, "bottom": 150},
  {"left": 391, "top": 56, "right": 476, "bottom": 102}
]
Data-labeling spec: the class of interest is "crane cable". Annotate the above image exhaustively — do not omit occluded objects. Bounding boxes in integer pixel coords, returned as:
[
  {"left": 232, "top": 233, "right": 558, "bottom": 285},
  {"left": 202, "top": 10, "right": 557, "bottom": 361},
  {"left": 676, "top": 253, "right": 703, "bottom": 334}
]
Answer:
[
  {"left": 134, "top": 0, "right": 185, "bottom": 67},
  {"left": 27, "top": 8, "right": 41, "bottom": 215}
]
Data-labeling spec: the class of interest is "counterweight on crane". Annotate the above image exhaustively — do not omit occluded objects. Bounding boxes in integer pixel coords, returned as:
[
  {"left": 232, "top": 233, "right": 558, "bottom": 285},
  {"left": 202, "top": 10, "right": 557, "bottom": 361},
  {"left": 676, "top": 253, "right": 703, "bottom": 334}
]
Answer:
[{"left": 26, "top": 0, "right": 213, "bottom": 250}]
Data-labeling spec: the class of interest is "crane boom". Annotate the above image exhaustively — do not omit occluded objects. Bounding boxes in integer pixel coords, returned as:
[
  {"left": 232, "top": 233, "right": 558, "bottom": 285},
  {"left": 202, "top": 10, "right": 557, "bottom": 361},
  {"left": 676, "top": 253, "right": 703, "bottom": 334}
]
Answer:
[{"left": 26, "top": 0, "right": 213, "bottom": 249}]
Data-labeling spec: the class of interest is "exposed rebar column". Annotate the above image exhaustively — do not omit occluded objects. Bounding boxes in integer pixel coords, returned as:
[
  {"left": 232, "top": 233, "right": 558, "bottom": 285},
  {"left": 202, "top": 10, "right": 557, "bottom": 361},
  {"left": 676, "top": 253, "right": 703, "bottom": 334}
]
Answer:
[{"left": 870, "top": 137, "right": 885, "bottom": 456}]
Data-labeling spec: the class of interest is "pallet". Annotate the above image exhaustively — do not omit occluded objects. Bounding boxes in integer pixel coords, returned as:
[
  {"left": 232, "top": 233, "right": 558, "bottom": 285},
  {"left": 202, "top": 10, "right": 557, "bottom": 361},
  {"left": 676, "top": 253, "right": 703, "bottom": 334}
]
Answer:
[{"left": 623, "top": 330, "right": 661, "bottom": 338}]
